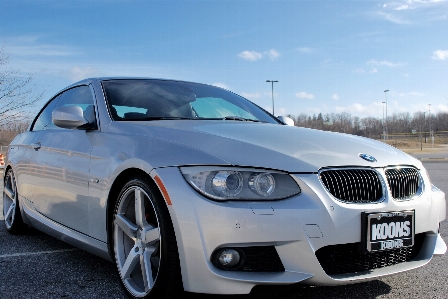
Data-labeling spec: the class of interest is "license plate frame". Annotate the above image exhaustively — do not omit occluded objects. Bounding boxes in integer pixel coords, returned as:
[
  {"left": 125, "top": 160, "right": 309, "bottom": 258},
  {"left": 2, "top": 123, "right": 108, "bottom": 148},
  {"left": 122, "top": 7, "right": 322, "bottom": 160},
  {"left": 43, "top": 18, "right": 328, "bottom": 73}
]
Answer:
[{"left": 361, "top": 210, "right": 415, "bottom": 253}]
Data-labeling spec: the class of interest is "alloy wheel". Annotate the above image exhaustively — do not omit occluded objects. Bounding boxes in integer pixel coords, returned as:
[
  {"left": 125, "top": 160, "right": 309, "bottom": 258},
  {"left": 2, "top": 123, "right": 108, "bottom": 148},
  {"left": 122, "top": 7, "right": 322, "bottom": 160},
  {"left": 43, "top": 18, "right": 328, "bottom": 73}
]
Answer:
[
  {"left": 113, "top": 185, "right": 161, "bottom": 298},
  {"left": 3, "top": 170, "right": 18, "bottom": 230}
]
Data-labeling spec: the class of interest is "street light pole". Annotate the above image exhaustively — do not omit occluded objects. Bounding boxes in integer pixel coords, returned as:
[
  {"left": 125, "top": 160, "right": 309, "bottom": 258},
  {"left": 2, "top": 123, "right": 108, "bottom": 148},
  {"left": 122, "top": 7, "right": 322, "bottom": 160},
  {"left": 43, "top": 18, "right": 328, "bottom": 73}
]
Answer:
[
  {"left": 429, "top": 103, "right": 433, "bottom": 148},
  {"left": 266, "top": 80, "right": 278, "bottom": 115},
  {"left": 382, "top": 101, "right": 385, "bottom": 140},
  {"left": 384, "top": 90, "right": 389, "bottom": 139},
  {"left": 420, "top": 111, "right": 426, "bottom": 150}
]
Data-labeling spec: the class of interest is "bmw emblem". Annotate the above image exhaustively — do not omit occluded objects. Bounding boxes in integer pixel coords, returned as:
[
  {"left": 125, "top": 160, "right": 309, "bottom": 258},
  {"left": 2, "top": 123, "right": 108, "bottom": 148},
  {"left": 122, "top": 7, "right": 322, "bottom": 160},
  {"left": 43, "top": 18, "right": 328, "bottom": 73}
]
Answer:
[{"left": 359, "top": 153, "right": 377, "bottom": 163}]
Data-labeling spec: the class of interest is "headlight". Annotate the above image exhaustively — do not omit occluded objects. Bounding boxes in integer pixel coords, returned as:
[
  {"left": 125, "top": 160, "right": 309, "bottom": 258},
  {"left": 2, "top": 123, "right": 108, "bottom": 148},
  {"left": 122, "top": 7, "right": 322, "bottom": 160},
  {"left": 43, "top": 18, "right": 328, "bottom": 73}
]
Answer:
[{"left": 180, "top": 166, "right": 301, "bottom": 201}]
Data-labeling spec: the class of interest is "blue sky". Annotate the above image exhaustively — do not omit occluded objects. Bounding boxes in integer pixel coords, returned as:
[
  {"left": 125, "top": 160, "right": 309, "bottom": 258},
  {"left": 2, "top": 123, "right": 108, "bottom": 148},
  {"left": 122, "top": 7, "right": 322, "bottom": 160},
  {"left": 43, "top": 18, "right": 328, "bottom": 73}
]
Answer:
[{"left": 1, "top": 0, "right": 447, "bottom": 119}]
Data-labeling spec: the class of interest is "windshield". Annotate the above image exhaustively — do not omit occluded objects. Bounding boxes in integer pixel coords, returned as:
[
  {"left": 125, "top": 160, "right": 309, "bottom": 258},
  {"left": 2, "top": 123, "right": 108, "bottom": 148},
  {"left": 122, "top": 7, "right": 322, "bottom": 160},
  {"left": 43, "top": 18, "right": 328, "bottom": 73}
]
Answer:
[{"left": 102, "top": 79, "right": 279, "bottom": 124}]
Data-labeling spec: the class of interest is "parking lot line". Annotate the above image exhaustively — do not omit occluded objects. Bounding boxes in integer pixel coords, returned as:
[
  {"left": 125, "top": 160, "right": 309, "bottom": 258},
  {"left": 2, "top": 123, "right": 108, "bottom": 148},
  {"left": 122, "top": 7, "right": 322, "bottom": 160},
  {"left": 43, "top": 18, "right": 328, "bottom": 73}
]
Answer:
[{"left": 0, "top": 248, "right": 79, "bottom": 259}]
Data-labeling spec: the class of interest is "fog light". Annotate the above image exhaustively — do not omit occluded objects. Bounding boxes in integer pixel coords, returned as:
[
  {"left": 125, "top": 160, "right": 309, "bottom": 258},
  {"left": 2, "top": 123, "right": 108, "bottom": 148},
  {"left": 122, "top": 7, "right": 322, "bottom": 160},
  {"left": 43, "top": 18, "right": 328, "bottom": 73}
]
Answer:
[{"left": 217, "top": 249, "right": 240, "bottom": 268}]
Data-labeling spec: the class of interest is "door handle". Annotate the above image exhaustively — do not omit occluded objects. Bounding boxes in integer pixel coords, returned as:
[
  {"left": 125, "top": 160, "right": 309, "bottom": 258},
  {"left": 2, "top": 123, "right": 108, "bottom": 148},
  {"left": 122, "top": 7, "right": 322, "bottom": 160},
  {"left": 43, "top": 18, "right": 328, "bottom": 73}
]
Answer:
[{"left": 31, "top": 142, "right": 41, "bottom": 150}]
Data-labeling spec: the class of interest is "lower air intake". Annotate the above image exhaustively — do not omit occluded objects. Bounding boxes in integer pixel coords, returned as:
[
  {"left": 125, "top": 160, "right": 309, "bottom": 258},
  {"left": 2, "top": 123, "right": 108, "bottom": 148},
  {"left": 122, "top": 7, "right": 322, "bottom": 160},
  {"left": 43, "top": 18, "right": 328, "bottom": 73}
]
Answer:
[{"left": 315, "top": 233, "right": 425, "bottom": 275}]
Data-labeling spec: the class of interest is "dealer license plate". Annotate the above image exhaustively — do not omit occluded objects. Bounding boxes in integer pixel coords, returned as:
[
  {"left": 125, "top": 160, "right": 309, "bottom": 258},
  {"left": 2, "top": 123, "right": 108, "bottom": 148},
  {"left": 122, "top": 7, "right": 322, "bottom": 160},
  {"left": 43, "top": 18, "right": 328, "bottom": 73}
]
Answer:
[{"left": 361, "top": 210, "right": 415, "bottom": 252}]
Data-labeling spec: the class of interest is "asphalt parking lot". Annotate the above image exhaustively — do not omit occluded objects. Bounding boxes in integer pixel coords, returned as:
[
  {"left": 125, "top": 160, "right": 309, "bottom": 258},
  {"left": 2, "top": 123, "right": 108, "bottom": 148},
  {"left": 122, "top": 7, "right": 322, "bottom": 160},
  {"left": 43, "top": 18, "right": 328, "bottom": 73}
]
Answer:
[{"left": 1, "top": 161, "right": 447, "bottom": 299}]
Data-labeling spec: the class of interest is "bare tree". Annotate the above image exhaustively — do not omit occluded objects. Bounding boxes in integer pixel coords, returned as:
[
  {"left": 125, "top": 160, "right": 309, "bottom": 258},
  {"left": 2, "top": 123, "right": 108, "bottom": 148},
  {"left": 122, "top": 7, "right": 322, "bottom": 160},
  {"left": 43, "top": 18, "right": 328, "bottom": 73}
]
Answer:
[
  {"left": 0, "top": 47, "right": 45, "bottom": 126},
  {"left": 0, "top": 119, "right": 31, "bottom": 145}
]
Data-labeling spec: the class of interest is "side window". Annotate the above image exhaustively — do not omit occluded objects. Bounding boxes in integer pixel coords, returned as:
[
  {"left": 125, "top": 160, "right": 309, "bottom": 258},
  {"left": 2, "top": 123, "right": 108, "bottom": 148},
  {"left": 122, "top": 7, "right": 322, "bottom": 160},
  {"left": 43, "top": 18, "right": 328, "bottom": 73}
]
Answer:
[
  {"left": 46, "top": 86, "right": 96, "bottom": 130},
  {"left": 32, "top": 96, "right": 61, "bottom": 131}
]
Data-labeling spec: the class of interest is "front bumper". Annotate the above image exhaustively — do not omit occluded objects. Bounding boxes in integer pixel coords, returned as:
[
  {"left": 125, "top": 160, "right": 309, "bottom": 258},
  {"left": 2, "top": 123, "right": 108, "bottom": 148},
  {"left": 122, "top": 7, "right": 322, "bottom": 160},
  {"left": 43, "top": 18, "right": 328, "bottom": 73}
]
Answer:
[{"left": 151, "top": 167, "right": 446, "bottom": 294}]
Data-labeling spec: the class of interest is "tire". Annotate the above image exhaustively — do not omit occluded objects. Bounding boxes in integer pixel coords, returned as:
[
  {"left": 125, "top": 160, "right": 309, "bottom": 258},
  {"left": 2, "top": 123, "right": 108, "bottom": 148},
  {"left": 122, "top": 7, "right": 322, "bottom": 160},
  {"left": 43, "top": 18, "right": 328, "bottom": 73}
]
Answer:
[
  {"left": 113, "top": 176, "right": 183, "bottom": 299},
  {"left": 3, "top": 169, "right": 27, "bottom": 234}
]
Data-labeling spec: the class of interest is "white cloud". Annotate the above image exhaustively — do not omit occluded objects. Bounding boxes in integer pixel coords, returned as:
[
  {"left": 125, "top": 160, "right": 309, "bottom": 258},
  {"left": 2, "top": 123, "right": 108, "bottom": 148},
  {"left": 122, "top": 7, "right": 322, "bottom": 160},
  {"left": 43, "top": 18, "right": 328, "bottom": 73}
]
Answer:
[
  {"left": 396, "top": 4, "right": 412, "bottom": 10},
  {"left": 330, "top": 99, "right": 448, "bottom": 118},
  {"left": 332, "top": 94, "right": 340, "bottom": 100},
  {"left": 238, "top": 50, "right": 263, "bottom": 61},
  {"left": 265, "top": 49, "right": 280, "bottom": 60},
  {"left": 334, "top": 102, "right": 388, "bottom": 117},
  {"left": 382, "top": 0, "right": 448, "bottom": 11},
  {"left": 212, "top": 82, "right": 230, "bottom": 89},
  {"left": 407, "top": 0, "right": 447, "bottom": 4},
  {"left": 399, "top": 91, "right": 425, "bottom": 96},
  {"left": 375, "top": 11, "right": 411, "bottom": 24},
  {"left": 297, "top": 47, "right": 313, "bottom": 54},
  {"left": 237, "top": 49, "right": 280, "bottom": 61},
  {"left": 295, "top": 92, "right": 315, "bottom": 100},
  {"left": 4, "top": 35, "right": 77, "bottom": 57},
  {"left": 437, "top": 104, "right": 448, "bottom": 112},
  {"left": 352, "top": 68, "right": 378, "bottom": 74},
  {"left": 67, "top": 66, "right": 100, "bottom": 81},
  {"left": 275, "top": 107, "right": 288, "bottom": 116},
  {"left": 335, "top": 103, "right": 370, "bottom": 114},
  {"left": 367, "top": 59, "right": 406, "bottom": 67},
  {"left": 432, "top": 49, "right": 448, "bottom": 60},
  {"left": 240, "top": 92, "right": 261, "bottom": 100}
]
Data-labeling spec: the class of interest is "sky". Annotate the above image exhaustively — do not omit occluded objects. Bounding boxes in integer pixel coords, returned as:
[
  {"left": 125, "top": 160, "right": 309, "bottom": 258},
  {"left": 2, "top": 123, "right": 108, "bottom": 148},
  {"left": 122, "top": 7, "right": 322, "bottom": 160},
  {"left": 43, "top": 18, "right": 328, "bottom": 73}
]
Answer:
[{"left": 1, "top": 0, "right": 447, "bottom": 119}]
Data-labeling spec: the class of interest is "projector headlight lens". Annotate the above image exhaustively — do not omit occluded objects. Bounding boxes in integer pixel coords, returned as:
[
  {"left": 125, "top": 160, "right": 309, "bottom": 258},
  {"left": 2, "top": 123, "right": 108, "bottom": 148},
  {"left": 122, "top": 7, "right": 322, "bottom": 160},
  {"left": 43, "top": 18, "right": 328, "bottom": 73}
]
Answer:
[
  {"left": 181, "top": 166, "right": 300, "bottom": 201},
  {"left": 211, "top": 171, "right": 243, "bottom": 197},
  {"left": 249, "top": 172, "right": 275, "bottom": 196}
]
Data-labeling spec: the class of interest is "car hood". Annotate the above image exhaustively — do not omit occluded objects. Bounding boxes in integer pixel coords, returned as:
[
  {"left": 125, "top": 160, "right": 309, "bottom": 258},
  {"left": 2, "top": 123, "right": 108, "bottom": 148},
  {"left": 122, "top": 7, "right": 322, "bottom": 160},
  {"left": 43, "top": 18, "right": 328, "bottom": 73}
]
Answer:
[{"left": 108, "top": 120, "right": 421, "bottom": 172}]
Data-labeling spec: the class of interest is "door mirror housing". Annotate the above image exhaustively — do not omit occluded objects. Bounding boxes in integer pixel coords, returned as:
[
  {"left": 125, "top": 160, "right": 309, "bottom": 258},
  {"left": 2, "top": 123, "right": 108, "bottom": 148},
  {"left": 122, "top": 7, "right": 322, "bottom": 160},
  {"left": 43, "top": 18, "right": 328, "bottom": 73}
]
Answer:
[
  {"left": 277, "top": 115, "right": 295, "bottom": 126},
  {"left": 52, "top": 105, "right": 90, "bottom": 129}
]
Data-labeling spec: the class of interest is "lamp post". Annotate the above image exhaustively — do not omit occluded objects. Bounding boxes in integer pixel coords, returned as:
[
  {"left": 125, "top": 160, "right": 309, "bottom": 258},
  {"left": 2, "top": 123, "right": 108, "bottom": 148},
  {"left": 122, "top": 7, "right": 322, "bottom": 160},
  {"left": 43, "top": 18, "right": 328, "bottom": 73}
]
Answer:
[
  {"left": 384, "top": 90, "right": 389, "bottom": 139},
  {"left": 382, "top": 101, "right": 386, "bottom": 140},
  {"left": 266, "top": 80, "right": 278, "bottom": 115},
  {"left": 428, "top": 103, "right": 433, "bottom": 148},
  {"left": 420, "top": 111, "right": 426, "bottom": 150}
]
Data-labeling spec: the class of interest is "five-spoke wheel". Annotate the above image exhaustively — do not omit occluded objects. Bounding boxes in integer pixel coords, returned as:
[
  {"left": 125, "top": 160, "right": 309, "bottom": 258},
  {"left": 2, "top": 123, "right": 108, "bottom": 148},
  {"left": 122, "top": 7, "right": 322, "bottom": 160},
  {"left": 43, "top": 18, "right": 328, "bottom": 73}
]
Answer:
[
  {"left": 113, "top": 176, "right": 182, "bottom": 298},
  {"left": 3, "top": 169, "right": 26, "bottom": 233}
]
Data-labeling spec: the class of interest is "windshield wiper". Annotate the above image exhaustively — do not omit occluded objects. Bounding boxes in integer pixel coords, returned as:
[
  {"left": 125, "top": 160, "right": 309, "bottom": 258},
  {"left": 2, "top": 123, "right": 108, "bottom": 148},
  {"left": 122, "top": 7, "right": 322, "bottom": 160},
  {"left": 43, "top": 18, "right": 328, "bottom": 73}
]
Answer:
[
  {"left": 223, "top": 116, "right": 267, "bottom": 123},
  {"left": 195, "top": 117, "right": 267, "bottom": 123}
]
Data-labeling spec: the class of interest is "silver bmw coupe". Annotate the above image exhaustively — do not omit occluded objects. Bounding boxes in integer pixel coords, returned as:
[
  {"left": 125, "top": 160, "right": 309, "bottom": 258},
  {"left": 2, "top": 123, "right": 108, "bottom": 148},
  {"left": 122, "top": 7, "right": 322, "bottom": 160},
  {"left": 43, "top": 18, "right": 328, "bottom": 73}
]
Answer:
[{"left": 3, "top": 78, "right": 446, "bottom": 298}]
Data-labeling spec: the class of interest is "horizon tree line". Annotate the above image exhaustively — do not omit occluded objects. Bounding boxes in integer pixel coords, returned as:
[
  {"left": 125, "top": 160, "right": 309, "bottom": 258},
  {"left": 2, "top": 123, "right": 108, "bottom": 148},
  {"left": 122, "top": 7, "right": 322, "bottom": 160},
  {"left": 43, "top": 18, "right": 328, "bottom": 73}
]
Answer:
[{"left": 288, "top": 111, "right": 448, "bottom": 139}]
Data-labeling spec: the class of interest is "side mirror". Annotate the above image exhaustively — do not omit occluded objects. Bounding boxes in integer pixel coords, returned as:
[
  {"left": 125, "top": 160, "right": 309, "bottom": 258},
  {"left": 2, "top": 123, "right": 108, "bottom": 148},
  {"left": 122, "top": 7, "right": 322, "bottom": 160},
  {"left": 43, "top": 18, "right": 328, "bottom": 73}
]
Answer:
[
  {"left": 277, "top": 115, "right": 295, "bottom": 126},
  {"left": 52, "top": 105, "right": 88, "bottom": 129}
]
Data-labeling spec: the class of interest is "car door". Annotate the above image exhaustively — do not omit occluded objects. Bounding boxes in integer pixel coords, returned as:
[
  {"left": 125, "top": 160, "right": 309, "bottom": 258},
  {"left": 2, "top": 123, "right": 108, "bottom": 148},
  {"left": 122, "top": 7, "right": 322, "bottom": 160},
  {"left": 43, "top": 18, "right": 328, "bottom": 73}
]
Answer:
[{"left": 29, "top": 85, "right": 97, "bottom": 234}]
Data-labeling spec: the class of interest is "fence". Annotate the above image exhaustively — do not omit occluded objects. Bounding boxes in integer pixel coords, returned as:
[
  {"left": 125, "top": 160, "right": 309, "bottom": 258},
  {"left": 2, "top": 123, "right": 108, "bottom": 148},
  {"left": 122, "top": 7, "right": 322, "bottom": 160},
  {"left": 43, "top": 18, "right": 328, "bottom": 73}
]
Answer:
[{"left": 379, "top": 131, "right": 448, "bottom": 142}]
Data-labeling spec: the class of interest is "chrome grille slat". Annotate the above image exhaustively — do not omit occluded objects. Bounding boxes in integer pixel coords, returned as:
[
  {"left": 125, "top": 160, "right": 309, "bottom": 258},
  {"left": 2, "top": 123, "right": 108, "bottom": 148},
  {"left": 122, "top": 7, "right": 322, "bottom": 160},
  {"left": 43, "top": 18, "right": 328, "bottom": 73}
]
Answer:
[
  {"left": 320, "top": 167, "right": 421, "bottom": 204},
  {"left": 320, "top": 169, "right": 383, "bottom": 203},
  {"left": 385, "top": 167, "right": 420, "bottom": 200}
]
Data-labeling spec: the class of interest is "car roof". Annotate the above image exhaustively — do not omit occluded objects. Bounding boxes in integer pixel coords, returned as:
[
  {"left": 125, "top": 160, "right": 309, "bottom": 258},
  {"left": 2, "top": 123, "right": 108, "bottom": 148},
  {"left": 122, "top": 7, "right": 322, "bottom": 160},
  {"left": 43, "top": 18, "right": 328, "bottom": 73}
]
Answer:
[{"left": 70, "top": 77, "right": 206, "bottom": 87}]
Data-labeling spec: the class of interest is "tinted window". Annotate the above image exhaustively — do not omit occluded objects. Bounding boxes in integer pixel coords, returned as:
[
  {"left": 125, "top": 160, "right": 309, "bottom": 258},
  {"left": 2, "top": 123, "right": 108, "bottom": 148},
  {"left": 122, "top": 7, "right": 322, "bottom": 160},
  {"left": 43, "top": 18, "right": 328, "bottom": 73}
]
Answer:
[
  {"left": 41, "top": 86, "right": 95, "bottom": 131},
  {"left": 102, "top": 80, "right": 278, "bottom": 123},
  {"left": 32, "top": 85, "right": 95, "bottom": 131},
  {"left": 32, "top": 95, "right": 60, "bottom": 131}
]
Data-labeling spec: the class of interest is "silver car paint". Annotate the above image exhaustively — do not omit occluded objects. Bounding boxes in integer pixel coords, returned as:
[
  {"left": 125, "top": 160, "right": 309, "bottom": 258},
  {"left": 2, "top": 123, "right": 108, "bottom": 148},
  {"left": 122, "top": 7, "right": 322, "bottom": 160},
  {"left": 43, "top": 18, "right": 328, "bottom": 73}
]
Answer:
[
  {"left": 26, "top": 129, "right": 92, "bottom": 235},
  {"left": 5, "top": 78, "right": 446, "bottom": 295},
  {"left": 104, "top": 120, "right": 420, "bottom": 172},
  {"left": 150, "top": 166, "right": 445, "bottom": 293}
]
